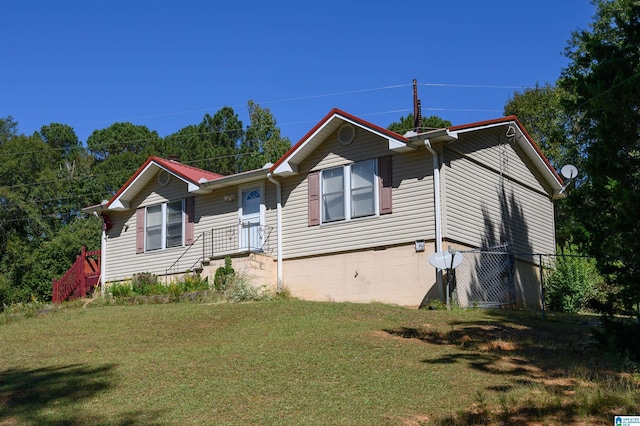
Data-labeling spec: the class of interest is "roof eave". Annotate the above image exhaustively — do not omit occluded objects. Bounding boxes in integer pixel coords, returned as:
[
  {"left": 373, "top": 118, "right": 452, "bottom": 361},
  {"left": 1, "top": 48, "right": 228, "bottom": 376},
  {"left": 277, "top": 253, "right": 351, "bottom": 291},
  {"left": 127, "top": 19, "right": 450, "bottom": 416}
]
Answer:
[
  {"left": 404, "top": 128, "right": 459, "bottom": 146},
  {"left": 271, "top": 109, "right": 410, "bottom": 176},
  {"left": 104, "top": 158, "right": 214, "bottom": 211},
  {"left": 200, "top": 168, "right": 270, "bottom": 190}
]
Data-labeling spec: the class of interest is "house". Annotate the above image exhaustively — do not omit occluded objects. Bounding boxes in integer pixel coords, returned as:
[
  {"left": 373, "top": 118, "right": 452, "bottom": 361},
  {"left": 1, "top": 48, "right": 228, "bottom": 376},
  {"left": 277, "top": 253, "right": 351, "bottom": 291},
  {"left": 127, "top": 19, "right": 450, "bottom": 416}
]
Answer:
[{"left": 82, "top": 108, "right": 564, "bottom": 307}]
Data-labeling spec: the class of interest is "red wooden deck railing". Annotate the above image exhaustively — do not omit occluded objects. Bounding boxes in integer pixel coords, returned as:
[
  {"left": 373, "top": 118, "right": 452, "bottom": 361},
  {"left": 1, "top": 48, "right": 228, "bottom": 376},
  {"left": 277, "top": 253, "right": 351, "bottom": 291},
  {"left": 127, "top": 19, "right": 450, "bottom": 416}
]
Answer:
[{"left": 52, "top": 247, "right": 101, "bottom": 303}]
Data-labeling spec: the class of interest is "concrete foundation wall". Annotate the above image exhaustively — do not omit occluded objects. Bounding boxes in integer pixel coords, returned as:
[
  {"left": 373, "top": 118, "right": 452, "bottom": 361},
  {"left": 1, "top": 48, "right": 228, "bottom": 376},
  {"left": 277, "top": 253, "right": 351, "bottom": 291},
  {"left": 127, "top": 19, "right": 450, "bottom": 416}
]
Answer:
[
  {"left": 282, "top": 243, "right": 440, "bottom": 307},
  {"left": 513, "top": 259, "right": 543, "bottom": 309}
]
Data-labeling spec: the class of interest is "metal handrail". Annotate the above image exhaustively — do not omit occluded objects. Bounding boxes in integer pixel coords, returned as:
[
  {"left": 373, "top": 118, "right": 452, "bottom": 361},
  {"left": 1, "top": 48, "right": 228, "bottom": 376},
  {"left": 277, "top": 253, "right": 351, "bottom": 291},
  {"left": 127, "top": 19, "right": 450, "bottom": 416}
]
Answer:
[
  {"left": 205, "top": 223, "right": 273, "bottom": 258},
  {"left": 165, "top": 224, "right": 273, "bottom": 279},
  {"left": 165, "top": 232, "right": 205, "bottom": 276}
]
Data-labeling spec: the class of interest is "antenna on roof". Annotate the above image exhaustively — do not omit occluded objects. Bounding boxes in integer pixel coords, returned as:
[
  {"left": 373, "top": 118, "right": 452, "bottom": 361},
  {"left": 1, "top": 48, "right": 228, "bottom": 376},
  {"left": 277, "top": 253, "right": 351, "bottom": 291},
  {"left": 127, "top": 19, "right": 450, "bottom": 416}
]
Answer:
[{"left": 413, "top": 79, "right": 422, "bottom": 133}]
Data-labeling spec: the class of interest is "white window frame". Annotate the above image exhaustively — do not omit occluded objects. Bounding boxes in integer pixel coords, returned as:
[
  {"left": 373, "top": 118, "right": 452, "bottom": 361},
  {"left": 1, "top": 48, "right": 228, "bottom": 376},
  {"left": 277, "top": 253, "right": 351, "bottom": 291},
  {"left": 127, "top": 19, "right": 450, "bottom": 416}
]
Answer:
[
  {"left": 320, "top": 159, "right": 378, "bottom": 224},
  {"left": 145, "top": 199, "right": 185, "bottom": 252}
]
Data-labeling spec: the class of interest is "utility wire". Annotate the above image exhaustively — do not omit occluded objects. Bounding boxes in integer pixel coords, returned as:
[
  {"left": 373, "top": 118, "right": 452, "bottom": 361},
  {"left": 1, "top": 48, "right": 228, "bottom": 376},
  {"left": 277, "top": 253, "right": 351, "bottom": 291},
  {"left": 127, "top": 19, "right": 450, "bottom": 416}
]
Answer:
[
  {"left": 4, "top": 80, "right": 536, "bottom": 158},
  {"left": 421, "top": 83, "right": 530, "bottom": 89},
  {"left": 575, "top": 71, "right": 640, "bottom": 110},
  {"left": 1, "top": 151, "right": 245, "bottom": 192},
  {"left": 0, "top": 151, "right": 265, "bottom": 206}
]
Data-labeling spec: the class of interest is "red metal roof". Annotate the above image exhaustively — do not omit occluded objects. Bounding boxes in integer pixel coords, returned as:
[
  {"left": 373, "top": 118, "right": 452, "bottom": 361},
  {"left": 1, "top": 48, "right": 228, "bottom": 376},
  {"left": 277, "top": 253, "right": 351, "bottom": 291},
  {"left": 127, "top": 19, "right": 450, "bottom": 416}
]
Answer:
[
  {"left": 106, "top": 156, "right": 224, "bottom": 209},
  {"left": 151, "top": 156, "right": 224, "bottom": 183}
]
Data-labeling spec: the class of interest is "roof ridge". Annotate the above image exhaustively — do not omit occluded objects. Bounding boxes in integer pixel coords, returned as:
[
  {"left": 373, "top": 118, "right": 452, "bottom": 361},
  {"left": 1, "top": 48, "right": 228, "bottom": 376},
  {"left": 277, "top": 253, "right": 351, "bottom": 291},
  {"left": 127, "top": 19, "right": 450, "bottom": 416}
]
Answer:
[{"left": 156, "top": 157, "right": 225, "bottom": 179}]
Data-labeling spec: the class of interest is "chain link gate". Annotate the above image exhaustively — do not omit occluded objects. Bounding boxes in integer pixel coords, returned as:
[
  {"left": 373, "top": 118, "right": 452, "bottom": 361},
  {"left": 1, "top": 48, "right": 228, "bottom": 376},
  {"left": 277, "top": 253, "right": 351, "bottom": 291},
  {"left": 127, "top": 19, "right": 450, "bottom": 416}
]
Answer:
[{"left": 453, "top": 243, "right": 515, "bottom": 308}]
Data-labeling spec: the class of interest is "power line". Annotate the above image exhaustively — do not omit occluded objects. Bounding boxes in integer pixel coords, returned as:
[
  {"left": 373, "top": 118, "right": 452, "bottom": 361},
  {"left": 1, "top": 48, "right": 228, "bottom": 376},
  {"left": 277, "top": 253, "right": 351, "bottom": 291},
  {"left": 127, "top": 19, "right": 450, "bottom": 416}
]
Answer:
[
  {"left": 575, "top": 71, "right": 640, "bottom": 110},
  {"left": 0, "top": 151, "right": 265, "bottom": 206},
  {"left": 258, "top": 84, "right": 412, "bottom": 105},
  {"left": 424, "top": 107, "right": 503, "bottom": 113},
  {"left": 5, "top": 80, "right": 536, "bottom": 158},
  {"left": 421, "top": 83, "right": 531, "bottom": 90}
]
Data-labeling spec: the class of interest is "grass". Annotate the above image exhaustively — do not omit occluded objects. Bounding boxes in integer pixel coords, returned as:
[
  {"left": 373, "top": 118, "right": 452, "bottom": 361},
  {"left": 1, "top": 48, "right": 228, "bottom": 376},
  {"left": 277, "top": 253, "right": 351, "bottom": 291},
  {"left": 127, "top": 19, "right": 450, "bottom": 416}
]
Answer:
[{"left": 1, "top": 298, "right": 639, "bottom": 425}]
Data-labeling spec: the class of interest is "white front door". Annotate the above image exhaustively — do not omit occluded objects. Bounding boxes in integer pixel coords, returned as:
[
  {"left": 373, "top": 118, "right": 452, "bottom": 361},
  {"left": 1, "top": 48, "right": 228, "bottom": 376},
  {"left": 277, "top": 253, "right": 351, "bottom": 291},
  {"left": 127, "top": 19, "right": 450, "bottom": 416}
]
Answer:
[{"left": 239, "top": 187, "right": 263, "bottom": 251}]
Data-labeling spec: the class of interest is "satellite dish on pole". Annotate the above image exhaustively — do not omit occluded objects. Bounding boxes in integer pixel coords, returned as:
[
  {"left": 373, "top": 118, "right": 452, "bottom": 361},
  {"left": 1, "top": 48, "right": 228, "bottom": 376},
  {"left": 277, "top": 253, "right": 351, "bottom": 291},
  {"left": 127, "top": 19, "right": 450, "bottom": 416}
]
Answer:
[
  {"left": 429, "top": 251, "right": 464, "bottom": 270},
  {"left": 429, "top": 251, "right": 464, "bottom": 310},
  {"left": 559, "top": 165, "right": 579, "bottom": 195},
  {"left": 561, "top": 164, "right": 578, "bottom": 179}
]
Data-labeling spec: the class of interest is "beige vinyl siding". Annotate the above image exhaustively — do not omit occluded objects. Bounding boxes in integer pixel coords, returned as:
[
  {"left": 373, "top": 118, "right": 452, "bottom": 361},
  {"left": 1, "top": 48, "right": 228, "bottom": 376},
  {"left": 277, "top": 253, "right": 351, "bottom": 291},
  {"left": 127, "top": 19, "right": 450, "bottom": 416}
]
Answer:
[
  {"left": 442, "top": 131, "right": 556, "bottom": 258},
  {"left": 447, "top": 127, "right": 552, "bottom": 195},
  {"left": 106, "top": 177, "right": 193, "bottom": 281},
  {"left": 279, "top": 131, "right": 436, "bottom": 259},
  {"left": 105, "top": 172, "right": 276, "bottom": 281}
]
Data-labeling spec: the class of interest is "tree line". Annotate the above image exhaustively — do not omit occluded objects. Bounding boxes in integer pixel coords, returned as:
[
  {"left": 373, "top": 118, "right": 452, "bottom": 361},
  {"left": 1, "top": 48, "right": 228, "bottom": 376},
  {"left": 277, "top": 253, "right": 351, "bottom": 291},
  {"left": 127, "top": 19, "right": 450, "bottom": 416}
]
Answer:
[
  {"left": 505, "top": 0, "right": 640, "bottom": 320},
  {"left": 0, "top": 101, "right": 291, "bottom": 305}
]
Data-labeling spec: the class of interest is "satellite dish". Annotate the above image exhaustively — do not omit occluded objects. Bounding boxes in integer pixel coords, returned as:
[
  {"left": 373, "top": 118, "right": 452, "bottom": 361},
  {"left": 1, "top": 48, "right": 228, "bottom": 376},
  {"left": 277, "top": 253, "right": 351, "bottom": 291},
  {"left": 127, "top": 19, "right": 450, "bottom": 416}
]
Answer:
[
  {"left": 561, "top": 164, "right": 578, "bottom": 179},
  {"left": 428, "top": 251, "right": 464, "bottom": 270}
]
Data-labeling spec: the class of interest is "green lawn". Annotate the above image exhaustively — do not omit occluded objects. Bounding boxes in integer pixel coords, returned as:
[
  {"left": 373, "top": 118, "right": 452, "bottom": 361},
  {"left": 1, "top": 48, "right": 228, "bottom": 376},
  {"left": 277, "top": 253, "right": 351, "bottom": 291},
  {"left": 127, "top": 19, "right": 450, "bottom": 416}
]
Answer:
[{"left": 1, "top": 299, "right": 638, "bottom": 425}]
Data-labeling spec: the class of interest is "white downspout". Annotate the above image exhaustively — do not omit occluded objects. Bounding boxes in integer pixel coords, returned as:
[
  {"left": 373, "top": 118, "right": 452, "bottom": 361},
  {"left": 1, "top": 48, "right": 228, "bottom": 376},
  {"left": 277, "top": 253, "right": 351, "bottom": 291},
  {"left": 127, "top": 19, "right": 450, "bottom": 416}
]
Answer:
[
  {"left": 94, "top": 212, "right": 107, "bottom": 296},
  {"left": 100, "top": 226, "right": 106, "bottom": 296},
  {"left": 424, "top": 140, "right": 444, "bottom": 300},
  {"left": 267, "top": 173, "right": 283, "bottom": 291}
]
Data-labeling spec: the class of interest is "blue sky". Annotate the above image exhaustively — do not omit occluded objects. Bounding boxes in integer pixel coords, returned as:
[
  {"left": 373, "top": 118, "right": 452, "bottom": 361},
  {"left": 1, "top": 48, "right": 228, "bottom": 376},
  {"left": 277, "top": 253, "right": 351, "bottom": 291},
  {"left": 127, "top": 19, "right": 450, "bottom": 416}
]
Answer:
[{"left": 1, "top": 1, "right": 595, "bottom": 145}]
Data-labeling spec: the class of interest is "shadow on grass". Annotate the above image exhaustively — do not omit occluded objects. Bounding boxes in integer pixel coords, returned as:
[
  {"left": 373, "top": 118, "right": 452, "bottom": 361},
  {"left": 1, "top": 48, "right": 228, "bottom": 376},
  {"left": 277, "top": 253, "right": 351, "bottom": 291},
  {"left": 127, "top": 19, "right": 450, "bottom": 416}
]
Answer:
[
  {"left": 386, "top": 312, "right": 594, "bottom": 376},
  {"left": 383, "top": 312, "right": 639, "bottom": 424},
  {"left": 0, "top": 364, "right": 163, "bottom": 425}
]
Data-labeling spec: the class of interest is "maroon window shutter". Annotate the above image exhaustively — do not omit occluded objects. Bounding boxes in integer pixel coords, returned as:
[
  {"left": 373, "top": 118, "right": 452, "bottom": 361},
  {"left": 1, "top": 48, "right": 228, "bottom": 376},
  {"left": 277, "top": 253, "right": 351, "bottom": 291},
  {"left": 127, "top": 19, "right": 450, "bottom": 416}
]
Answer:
[
  {"left": 136, "top": 208, "right": 145, "bottom": 254},
  {"left": 308, "top": 171, "right": 320, "bottom": 226},
  {"left": 378, "top": 156, "right": 392, "bottom": 215},
  {"left": 185, "top": 196, "right": 195, "bottom": 245}
]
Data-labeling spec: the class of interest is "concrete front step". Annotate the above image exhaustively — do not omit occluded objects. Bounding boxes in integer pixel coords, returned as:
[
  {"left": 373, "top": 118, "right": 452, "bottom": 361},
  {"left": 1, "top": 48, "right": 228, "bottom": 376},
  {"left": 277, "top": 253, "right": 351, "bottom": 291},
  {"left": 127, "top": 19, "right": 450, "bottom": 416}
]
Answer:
[{"left": 201, "top": 252, "right": 276, "bottom": 292}]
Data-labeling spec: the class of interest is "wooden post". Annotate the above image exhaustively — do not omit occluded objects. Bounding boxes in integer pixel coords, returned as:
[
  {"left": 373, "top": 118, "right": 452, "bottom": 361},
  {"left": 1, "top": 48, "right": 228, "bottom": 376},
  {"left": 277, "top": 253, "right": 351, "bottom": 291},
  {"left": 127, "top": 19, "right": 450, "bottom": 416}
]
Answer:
[{"left": 80, "top": 246, "right": 87, "bottom": 298}]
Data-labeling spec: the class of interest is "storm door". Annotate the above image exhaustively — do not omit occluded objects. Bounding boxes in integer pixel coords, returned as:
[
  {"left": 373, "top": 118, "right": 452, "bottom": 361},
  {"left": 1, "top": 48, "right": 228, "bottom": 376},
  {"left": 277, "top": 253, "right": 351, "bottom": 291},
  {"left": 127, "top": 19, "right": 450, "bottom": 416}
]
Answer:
[{"left": 239, "top": 187, "right": 263, "bottom": 251}]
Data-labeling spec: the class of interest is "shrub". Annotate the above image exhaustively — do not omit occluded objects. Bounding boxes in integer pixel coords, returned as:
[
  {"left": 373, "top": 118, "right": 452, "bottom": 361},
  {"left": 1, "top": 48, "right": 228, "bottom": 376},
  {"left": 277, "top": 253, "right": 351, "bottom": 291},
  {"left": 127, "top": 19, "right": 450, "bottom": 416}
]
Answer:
[
  {"left": 110, "top": 283, "right": 133, "bottom": 298},
  {"left": 167, "top": 283, "right": 184, "bottom": 302},
  {"left": 545, "top": 252, "right": 604, "bottom": 313},
  {"left": 274, "top": 286, "right": 292, "bottom": 300},
  {"left": 183, "top": 274, "right": 209, "bottom": 292},
  {"left": 223, "top": 274, "right": 264, "bottom": 303},
  {"left": 131, "top": 273, "right": 158, "bottom": 296},
  {"left": 214, "top": 257, "right": 235, "bottom": 291}
]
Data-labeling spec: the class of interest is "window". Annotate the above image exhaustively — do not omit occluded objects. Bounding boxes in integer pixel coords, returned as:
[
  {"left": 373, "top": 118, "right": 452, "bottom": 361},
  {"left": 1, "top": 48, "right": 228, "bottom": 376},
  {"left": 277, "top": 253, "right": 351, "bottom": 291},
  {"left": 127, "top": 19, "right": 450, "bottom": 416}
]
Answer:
[
  {"left": 146, "top": 205, "right": 163, "bottom": 251},
  {"left": 144, "top": 200, "right": 184, "bottom": 251},
  {"left": 350, "top": 160, "right": 376, "bottom": 218},
  {"left": 166, "top": 201, "right": 184, "bottom": 248},
  {"left": 308, "top": 156, "right": 392, "bottom": 227},
  {"left": 136, "top": 197, "right": 195, "bottom": 253},
  {"left": 321, "top": 159, "right": 376, "bottom": 223},
  {"left": 322, "top": 167, "right": 345, "bottom": 222}
]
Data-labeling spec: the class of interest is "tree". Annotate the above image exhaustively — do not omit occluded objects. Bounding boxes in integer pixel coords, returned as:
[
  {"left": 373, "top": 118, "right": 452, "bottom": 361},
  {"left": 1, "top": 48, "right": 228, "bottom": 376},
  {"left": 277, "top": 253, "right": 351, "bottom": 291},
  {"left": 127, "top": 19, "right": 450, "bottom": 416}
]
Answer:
[
  {"left": 37, "top": 123, "right": 80, "bottom": 159},
  {"left": 0, "top": 130, "right": 87, "bottom": 305},
  {"left": 20, "top": 215, "right": 101, "bottom": 301},
  {"left": 87, "top": 123, "right": 162, "bottom": 194},
  {"left": 559, "top": 0, "right": 640, "bottom": 316},
  {"left": 86, "top": 122, "right": 161, "bottom": 160},
  {"left": 504, "top": 84, "right": 590, "bottom": 248},
  {"left": 164, "top": 108, "right": 244, "bottom": 175},
  {"left": 240, "top": 100, "right": 291, "bottom": 171},
  {"left": 504, "top": 83, "right": 581, "bottom": 169},
  {"left": 387, "top": 113, "right": 451, "bottom": 134},
  {"left": 0, "top": 116, "right": 19, "bottom": 145}
]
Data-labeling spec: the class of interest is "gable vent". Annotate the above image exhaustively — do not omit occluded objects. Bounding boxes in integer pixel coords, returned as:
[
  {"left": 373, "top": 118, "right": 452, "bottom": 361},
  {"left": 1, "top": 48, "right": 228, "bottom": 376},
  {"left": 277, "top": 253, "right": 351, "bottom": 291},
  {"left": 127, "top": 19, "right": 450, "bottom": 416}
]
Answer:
[
  {"left": 337, "top": 123, "right": 356, "bottom": 145},
  {"left": 157, "top": 170, "right": 171, "bottom": 186}
]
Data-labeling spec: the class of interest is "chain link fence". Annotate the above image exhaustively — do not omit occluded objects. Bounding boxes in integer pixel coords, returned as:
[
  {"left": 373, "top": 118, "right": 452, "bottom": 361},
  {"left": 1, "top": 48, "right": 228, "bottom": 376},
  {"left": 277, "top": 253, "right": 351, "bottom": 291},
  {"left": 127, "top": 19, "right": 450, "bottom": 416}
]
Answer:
[{"left": 453, "top": 243, "right": 516, "bottom": 308}]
